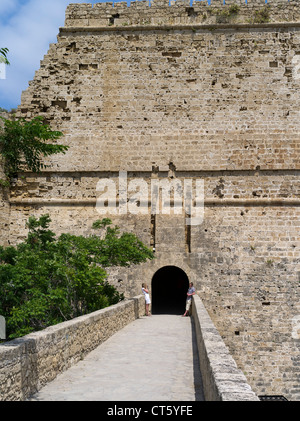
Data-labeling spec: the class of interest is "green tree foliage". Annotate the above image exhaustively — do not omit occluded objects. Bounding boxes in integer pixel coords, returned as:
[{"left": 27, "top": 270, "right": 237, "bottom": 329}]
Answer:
[
  {"left": 0, "top": 116, "right": 68, "bottom": 181},
  {"left": 0, "top": 48, "right": 9, "bottom": 65},
  {"left": 0, "top": 215, "right": 154, "bottom": 339}
]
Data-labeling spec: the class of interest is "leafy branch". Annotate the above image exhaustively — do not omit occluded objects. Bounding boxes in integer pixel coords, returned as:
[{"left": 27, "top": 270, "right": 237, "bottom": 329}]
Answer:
[
  {"left": 0, "top": 215, "right": 154, "bottom": 339},
  {"left": 0, "top": 116, "right": 68, "bottom": 182},
  {"left": 0, "top": 48, "right": 9, "bottom": 65}
]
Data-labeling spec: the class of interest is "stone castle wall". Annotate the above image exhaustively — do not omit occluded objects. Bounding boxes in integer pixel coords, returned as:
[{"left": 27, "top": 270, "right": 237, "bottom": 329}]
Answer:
[
  {"left": 0, "top": 162, "right": 9, "bottom": 248},
  {"left": 1, "top": 0, "right": 300, "bottom": 400},
  {"left": 64, "top": 0, "right": 300, "bottom": 28},
  {"left": 0, "top": 113, "right": 10, "bottom": 247}
]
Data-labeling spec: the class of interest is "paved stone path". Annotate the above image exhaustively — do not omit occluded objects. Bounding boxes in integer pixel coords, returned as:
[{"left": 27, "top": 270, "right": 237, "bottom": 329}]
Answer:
[{"left": 30, "top": 314, "right": 205, "bottom": 401}]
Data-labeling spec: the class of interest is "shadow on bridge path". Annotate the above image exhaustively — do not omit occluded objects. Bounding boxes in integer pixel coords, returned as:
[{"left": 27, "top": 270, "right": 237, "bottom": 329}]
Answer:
[{"left": 30, "top": 314, "right": 205, "bottom": 401}]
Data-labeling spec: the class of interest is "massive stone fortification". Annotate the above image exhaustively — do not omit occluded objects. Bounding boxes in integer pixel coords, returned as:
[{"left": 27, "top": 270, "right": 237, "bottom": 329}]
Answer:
[
  {"left": 0, "top": 112, "right": 10, "bottom": 247},
  {"left": 1, "top": 0, "right": 300, "bottom": 399}
]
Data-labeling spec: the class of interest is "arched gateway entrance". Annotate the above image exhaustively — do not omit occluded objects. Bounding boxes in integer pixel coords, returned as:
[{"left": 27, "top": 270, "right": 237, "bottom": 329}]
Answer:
[{"left": 151, "top": 266, "right": 189, "bottom": 315}]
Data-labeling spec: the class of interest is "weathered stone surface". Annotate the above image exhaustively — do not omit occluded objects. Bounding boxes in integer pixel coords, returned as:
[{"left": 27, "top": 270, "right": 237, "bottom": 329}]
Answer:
[
  {"left": 0, "top": 296, "right": 144, "bottom": 401},
  {"left": 0, "top": 112, "right": 10, "bottom": 247},
  {"left": 191, "top": 294, "right": 258, "bottom": 401},
  {"left": 29, "top": 313, "right": 205, "bottom": 401},
  {"left": 1, "top": 0, "right": 300, "bottom": 400}
]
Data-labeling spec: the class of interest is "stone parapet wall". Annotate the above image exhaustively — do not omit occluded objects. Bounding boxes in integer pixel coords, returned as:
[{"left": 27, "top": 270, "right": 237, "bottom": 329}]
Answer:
[
  {"left": 0, "top": 295, "right": 145, "bottom": 401},
  {"left": 191, "top": 293, "right": 259, "bottom": 400},
  {"left": 64, "top": 0, "right": 300, "bottom": 28}
]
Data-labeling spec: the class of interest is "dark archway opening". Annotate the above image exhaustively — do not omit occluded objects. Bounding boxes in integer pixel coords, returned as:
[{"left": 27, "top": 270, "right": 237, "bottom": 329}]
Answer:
[{"left": 151, "top": 266, "right": 189, "bottom": 315}]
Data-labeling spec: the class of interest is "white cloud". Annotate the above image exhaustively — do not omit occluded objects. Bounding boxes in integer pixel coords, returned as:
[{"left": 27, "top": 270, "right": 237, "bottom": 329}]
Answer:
[{"left": 0, "top": 0, "right": 87, "bottom": 110}]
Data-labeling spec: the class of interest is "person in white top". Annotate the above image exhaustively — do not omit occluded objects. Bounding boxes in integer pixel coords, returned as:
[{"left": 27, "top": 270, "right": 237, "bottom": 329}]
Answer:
[{"left": 142, "top": 283, "right": 151, "bottom": 316}]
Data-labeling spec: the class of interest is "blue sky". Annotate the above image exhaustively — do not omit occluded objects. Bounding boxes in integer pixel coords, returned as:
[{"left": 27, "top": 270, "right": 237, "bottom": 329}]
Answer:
[
  {"left": 0, "top": 0, "right": 250, "bottom": 111},
  {"left": 0, "top": 0, "right": 134, "bottom": 111}
]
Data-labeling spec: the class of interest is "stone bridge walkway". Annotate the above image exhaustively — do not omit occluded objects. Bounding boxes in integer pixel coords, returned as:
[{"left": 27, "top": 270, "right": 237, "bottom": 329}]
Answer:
[{"left": 30, "top": 314, "right": 205, "bottom": 401}]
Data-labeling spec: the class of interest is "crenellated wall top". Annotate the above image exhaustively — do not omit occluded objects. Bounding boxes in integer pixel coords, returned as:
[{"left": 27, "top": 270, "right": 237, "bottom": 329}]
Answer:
[{"left": 64, "top": 0, "right": 300, "bottom": 28}]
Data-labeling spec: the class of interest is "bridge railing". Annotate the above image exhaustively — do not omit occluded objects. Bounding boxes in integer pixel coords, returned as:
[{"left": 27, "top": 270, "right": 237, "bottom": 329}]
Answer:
[
  {"left": 0, "top": 295, "right": 145, "bottom": 401},
  {"left": 191, "top": 294, "right": 259, "bottom": 401},
  {"left": 1, "top": 292, "right": 259, "bottom": 401}
]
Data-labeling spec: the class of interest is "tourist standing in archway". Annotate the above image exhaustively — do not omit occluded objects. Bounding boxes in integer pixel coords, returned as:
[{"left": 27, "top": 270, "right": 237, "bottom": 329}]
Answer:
[
  {"left": 142, "top": 283, "right": 151, "bottom": 316},
  {"left": 182, "top": 282, "right": 195, "bottom": 317}
]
